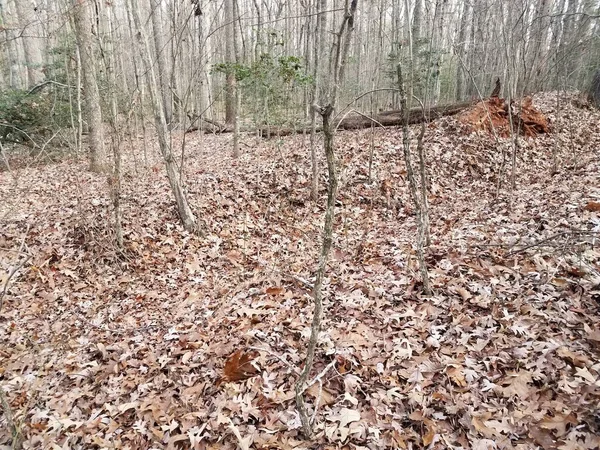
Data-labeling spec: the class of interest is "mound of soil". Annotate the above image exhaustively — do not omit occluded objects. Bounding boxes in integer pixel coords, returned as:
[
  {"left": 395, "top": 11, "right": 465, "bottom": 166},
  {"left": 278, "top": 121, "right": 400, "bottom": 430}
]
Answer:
[{"left": 458, "top": 96, "right": 550, "bottom": 137}]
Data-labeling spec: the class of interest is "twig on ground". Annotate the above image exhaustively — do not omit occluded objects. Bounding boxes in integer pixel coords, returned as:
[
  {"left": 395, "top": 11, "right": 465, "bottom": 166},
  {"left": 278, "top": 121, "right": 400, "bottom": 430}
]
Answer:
[
  {"left": 248, "top": 346, "right": 301, "bottom": 375},
  {"left": 0, "top": 226, "right": 31, "bottom": 313},
  {"left": 249, "top": 256, "right": 314, "bottom": 289},
  {"left": 0, "top": 385, "right": 22, "bottom": 449},
  {"left": 334, "top": 109, "right": 386, "bottom": 133},
  {"left": 310, "top": 380, "right": 324, "bottom": 426},
  {"left": 301, "top": 358, "right": 338, "bottom": 394},
  {"left": 249, "top": 344, "right": 339, "bottom": 392},
  {"left": 505, "top": 230, "right": 598, "bottom": 256}
]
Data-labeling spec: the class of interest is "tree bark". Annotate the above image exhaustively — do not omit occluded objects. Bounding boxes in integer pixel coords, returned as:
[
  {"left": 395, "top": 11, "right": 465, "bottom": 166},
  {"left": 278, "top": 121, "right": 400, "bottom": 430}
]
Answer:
[
  {"left": 232, "top": 0, "right": 240, "bottom": 158},
  {"left": 72, "top": 0, "right": 107, "bottom": 173},
  {"left": 588, "top": 69, "right": 600, "bottom": 108},
  {"left": 150, "top": 0, "right": 172, "bottom": 124},
  {"left": 13, "top": 0, "right": 44, "bottom": 87},
  {"left": 224, "top": 0, "right": 236, "bottom": 125},
  {"left": 309, "top": 0, "right": 326, "bottom": 200},
  {"left": 0, "top": 0, "right": 23, "bottom": 89},
  {"left": 526, "top": 0, "right": 552, "bottom": 92},
  {"left": 455, "top": 1, "right": 471, "bottom": 100},
  {"left": 101, "top": 5, "right": 124, "bottom": 249}
]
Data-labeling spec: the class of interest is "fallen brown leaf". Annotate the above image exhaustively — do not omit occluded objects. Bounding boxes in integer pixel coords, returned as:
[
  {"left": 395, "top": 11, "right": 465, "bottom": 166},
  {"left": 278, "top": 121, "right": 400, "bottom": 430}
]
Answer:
[{"left": 222, "top": 349, "right": 260, "bottom": 382}]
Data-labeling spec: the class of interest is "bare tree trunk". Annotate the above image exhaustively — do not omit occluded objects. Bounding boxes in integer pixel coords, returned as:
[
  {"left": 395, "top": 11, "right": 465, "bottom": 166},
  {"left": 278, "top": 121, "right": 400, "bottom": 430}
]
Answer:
[
  {"left": 232, "top": 0, "right": 240, "bottom": 158},
  {"left": 560, "top": 0, "right": 579, "bottom": 85},
  {"left": 150, "top": 0, "right": 172, "bottom": 124},
  {"left": 588, "top": 69, "right": 600, "bottom": 108},
  {"left": 0, "top": 0, "right": 23, "bottom": 89},
  {"left": 75, "top": 45, "right": 83, "bottom": 154},
  {"left": 527, "top": 0, "right": 552, "bottom": 91},
  {"left": 455, "top": 1, "right": 471, "bottom": 100},
  {"left": 129, "top": 0, "right": 197, "bottom": 232},
  {"left": 101, "top": 5, "right": 124, "bottom": 248},
  {"left": 403, "top": 0, "right": 431, "bottom": 247},
  {"left": 309, "top": 0, "right": 326, "bottom": 200},
  {"left": 398, "top": 62, "right": 431, "bottom": 296},
  {"left": 410, "top": 0, "right": 422, "bottom": 99},
  {"left": 252, "top": 0, "right": 262, "bottom": 61},
  {"left": 224, "top": 0, "right": 236, "bottom": 125},
  {"left": 194, "top": 0, "right": 211, "bottom": 122},
  {"left": 73, "top": 0, "right": 107, "bottom": 173},
  {"left": 13, "top": 0, "right": 44, "bottom": 87},
  {"left": 411, "top": 0, "right": 422, "bottom": 43},
  {"left": 295, "top": 0, "right": 358, "bottom": 439}
]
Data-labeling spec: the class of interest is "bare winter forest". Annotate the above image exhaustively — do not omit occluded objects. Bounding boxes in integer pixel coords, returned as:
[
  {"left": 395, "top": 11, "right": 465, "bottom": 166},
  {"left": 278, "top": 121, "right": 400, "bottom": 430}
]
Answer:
[{"left": 1, "top": 0, "right": 600, "bottom": 449}]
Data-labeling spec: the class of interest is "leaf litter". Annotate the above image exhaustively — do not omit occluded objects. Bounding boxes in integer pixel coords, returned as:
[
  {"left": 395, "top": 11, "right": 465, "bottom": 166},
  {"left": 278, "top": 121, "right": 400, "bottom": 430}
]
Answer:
[{"left": 1, "top": 91, "right": 600, "bottom": 449}]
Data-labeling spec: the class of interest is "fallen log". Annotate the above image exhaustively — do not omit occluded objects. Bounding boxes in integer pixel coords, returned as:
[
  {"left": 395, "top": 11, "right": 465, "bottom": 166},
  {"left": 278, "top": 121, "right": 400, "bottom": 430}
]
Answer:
[
  {"left": 256, "top": 100, "right": 475, "bottom": 137},
  {"left": 185, "top": 115, "right": 232, "bottom": 134},
  {"left": 183, "top": 99, "right": 476, "bottom": 137},
  {"left": 339, "top": 100, "right": 474, "bottom": 129}
]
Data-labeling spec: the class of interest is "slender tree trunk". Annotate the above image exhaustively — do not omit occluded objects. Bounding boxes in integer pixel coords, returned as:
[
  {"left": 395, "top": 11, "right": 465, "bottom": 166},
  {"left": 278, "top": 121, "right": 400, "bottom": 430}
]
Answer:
[
  {"left": 0, "top": 0, "right": 23, "bottom": 89},
  {"left": 309, "top": 0, "right": 326, "bottom": 200},
  {"left": 73, "top": 0, "right": 107, "bottom": 173},
  {"left": 224, "top": 0, "right": 236, "bottom": 125},
  {"left": 410, "top": 0, "right": 422, "bottom": 99},
  {"left": 252, "top": 0, "right": 262, "bottom": 61},
  {"left": 150, "top": 0, "right": 172, "bottom": 124},
  {"left": 295, "top": 0, "right": 358, "bottom": 438},
  {"left": 13, "top": 0, "right": 44, "bottom": 87},
  {"left": 129, "top": 0, "right": 197, "bottom": 232},
  {"left": 101, "top": 5, "right": 124, "bottom": 248},
  {"left": 232, "top": 0, "right": 240, "bottom": 158},
  {"left": 75, "top": 45, "right": 83, "bottom": 154},
  {"left": 403, "top": 0, "right": 415, "bottom": 107},
  {"left": 398, "top": 62, "right": 430, "bottom": 296},
  {"left": 527, "top": 0, "right": 552, "bottom": 92},
  {"left": 455, "top": 0, "right": 471, "bottom": 100}
]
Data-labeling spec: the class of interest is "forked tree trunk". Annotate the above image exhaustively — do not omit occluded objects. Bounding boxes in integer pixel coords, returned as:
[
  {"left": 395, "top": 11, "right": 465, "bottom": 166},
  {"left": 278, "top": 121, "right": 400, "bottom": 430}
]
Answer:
[{"left": 129, "top": 0, "right": 197, "bottom": 232}]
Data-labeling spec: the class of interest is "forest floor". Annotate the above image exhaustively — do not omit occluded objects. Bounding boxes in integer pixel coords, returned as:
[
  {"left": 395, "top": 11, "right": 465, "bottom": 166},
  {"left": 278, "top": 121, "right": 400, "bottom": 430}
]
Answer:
[{"left": 1, "top": 91, "right": 600, "bottom": 450}]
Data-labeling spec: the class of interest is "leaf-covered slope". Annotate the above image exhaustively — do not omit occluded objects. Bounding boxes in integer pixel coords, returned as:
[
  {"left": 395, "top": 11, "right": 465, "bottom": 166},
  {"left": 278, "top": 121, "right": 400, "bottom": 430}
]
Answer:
[{"left": 1, "top": 92, "right": 599, "bottom": 449}]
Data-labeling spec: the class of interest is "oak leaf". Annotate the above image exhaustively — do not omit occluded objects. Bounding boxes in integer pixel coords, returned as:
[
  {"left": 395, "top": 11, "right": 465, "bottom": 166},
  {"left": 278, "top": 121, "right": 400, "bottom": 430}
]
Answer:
[
  {"left": 265, "top": 286, "right": 284, "bottom": 295},
  {"left": 330, "top": 408, "right": 361, "bottom": 428},
  {"left": 222, "top": 349, "right": 260, "bottom": 382},
  {"left": 584, "top": 201, "right": 600, "bottom": 212}
]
